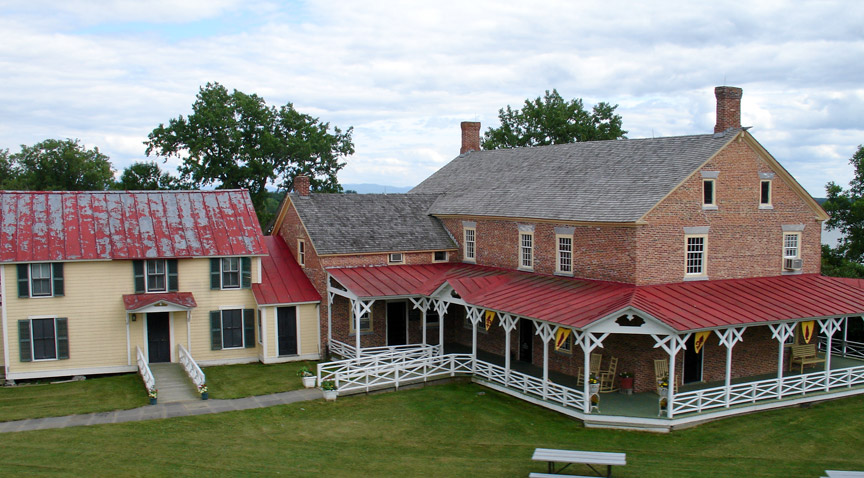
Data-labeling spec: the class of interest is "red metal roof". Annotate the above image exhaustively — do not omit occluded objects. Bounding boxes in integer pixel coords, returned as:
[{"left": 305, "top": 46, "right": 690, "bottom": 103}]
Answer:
[
  {"left": 252, "top": 236, "right": 321, "bottom": 305},
  {"left": 327, "top": 264, "right": 864, "bottom": 331},
  {"left": 122, "top": 292, "right": 197, "bottom": 311},
  {"left": 0, "top": 190, "right": 267, "bottom": 263}
]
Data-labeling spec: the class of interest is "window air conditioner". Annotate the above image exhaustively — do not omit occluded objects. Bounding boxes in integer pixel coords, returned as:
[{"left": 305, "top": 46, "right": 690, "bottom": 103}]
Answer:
[{"left": 784, "top": 258, "right": 803, "bottom": 271}]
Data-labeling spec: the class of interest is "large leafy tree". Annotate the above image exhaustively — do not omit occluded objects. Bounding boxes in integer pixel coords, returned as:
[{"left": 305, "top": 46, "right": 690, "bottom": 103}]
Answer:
[
  {"left": 145, "top": 82, "right": 354, "bottom": 223},
  {"left": 8, "top": 139, "right": 115, "bottom": 191},
  {"left": 822, "top": 145, "right": 864, "bottom": 277},
  {"left": 0, "top": 148, "right": 14, "bottom": 189},
  {"left": 481, "top": 89, "right": 627, "bottom": 150},
  {"left": 114, "top": 161, "right": 185, "bottom": 190}
]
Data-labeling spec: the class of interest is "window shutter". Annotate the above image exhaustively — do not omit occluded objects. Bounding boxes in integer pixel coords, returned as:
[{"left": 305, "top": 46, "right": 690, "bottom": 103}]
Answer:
[
  {"left": 243, "top": 308, "right": 255, "bottom": 348},
  {"left": 56, "top": 318, "right": 69, "bottom": 359},
  {"left": 17, "top": 264, "right": 29, "bottom": 298},
  {"left": 210, "top": 259, "right": 221, "bottom": 289},
  {"left": 210, "top": 311, "right": 222, "bottom": 350},
  {"left": 241, "top": 257, "right": 252, "bottom": 289},
  {"left": 167, "top": 259, "right": 179, "bottom": 292},
  {"left": 52, "top": 263, "right": 64, "bottom": 296},
  {"left": 18, "top": 320, "right": 32, "bottom": 362},
  {"left": 133, "top": 260, "right": 145, "bottom": 293}
]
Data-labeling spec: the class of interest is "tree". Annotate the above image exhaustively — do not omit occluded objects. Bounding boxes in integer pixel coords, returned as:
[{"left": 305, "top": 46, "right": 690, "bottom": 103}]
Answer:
[
  {"left": 822, "top": 145, "right": 864, "bottom": 277},
  {"left": 0, "top": 148, "right": 14, "bottom": 189},
  {"left": 115, "top": 161, "right": 184, "bottom": 190},
  {"left": 481, "top": 89, "right": 627, "bottom": 150},
  {"left": 145, "top": 82, "right": 354, "bottom": 224},
  {"left": 10, "top": 139, "right": 115, "bottom": 191}
]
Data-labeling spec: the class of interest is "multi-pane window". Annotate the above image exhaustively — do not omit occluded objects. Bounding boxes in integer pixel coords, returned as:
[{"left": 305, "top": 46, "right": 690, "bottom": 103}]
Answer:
[
  {"left": 30, "top": 263, "right": 53, "bottom": 297},
  {"left": 784, "top": 233, "right": 800, "bottom": 259},
  {"left": 760, "top": 180, "right": 772, "bottom": 206},
  {"left": 703, "top": 179, "right": 715, "bottom": 206},
  {"left": 221, "top": 257, "right": 241, "bottom": 289},
  {"left": 146, "top": 260, "right": 167, "bottom": 292},
  {"left": 557, "top": 236, "right": 573, "bottom": 273},
  {"left": 389, "top": 253, "right": 404, "bottom": 264},
  {"left": 297, "top": 240, "right": 305, "bottom": 266},
  {"left": 350, "top": 308, "right": 372, "bottom": 333},
  {"left": 686, "top": 236, "right": 706, "bottom": 275},
  {"left": 464, "top": 228, "right": 476, "bottom": 261},
  {"left": 19, "top": 317, "right": 68, "bottom": 362},
  {"left": 221, "top": 309, "right": 244, "bottom": 348},
  {"left": 520, "top": 233, "right": 533, "bottom": 269},
  {"left": 31, "top": 318, "right": 57, "bottom": 360}
]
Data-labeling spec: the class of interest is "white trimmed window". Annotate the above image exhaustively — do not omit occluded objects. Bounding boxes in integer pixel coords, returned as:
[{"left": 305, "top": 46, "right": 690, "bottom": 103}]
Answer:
[
  {"left": 210, "top": 308, "right": 255, "bottom": 350},
  {"left": 30, "top": 263, "right": 53, "bottom": 296},
  {"left": 18, "top": 317, "right": 69, "bottom": 362},
  {"left": 557, "top": 235, "right": 573, "bottom": 274},
  {"left": 760, "top": 180, "right": 772, "bottom": 207},
  {"left": 520, "top": 233, "right": 533, "bottom": 269},
  {"left": 433, "top": 251, "right": 448, "bottom": 262},
  {"left": 350, "top": 307, "right": 372, "bottom": 333},
  {"left": 784, "top": 233, "right": 800, "bottom": 260},
  {"left": 703, "top": 179, "right": 716, "bottom": 207},
  {"left": 17, "top": 263, "right": 64, "bottom": 299},
  {"left": 146, "top": 260, "right": 167, "bottom": 292},
  {"left": 464, "top": 227, "right": 476, "bottom": 261},
  {"left": 557, "top": 334, "right": 572, "bottom": 354},
  {"left": 221, "top": 257, "right": 241, "bottom": 289},
  {"left": 685, "top": 235, "right": 707, "bottom": 276},
  {"left": 388, "top": 253, "right": 404, "bottom": 264},
  {"left": 297, "top": 239, "right": 306, "bottom": 266},
  {"left": 221, "top": 309, "right": 244, "bottom": 348}
]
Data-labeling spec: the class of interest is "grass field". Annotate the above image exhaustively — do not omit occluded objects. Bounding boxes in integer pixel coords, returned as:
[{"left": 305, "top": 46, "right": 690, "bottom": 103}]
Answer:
[
  {"left": 1, "top": 382, "right": 863, "bottom": 477},
  {"left": 202, "top": 360, "right": 319, "bottom": 399}
]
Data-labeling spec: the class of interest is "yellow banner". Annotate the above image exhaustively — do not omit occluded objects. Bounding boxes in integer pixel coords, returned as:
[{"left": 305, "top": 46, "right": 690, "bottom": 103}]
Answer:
[
  {"left": 800, "top": 321, "right": 815, "bottom": 344},
  {"left": 554, "top": 328, "right": 571, "bottom": 350},
  {"left": 693, "top": 331, "right": 710, "bottom": 354},
  {"left": 484, "top": 310, "right": 496, "bottom": 331}
]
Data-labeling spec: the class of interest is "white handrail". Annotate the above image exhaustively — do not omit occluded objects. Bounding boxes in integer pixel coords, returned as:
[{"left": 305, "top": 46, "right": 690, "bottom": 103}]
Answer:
[
  {"left": 136, "top": 346, "right": 155, "bottom": 392},
  {"left": 178, "top": 344, "right": 206, "bottom": 388}
]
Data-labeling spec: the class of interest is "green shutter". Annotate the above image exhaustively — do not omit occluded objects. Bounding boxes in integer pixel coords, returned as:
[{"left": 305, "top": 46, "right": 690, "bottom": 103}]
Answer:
[
  {"left": 244, "top": 309, "right": 255, "bottom": 348},
  {"left": 210, "top": 259, "right": 221, "bottom": 289},
  {"left": 167, "top": 259, "right": 179, "bottom": 291},
  {"left": 52, "top": 263, "right": 64, "bottom": 296},
  {"left": 210, "top": 311, "right": 222, "bottom": 350},
  {"left": 133, "top": 260, "right": 145, "bottom": 293},
  {"left": 56, "top": 318, "right": 69, "bottom": 360},
  {"left": 17, "top": 264, "right": 29, "bottom": 298},
  {"left": 18, "top": 320, "right": 32, "bottom": 362},
  {"left": 241, "top": 257, "right": 252, "bottom": 289}
]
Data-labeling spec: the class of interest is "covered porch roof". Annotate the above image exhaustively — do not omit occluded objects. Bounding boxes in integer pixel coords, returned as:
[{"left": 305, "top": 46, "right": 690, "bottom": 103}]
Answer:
[
  {"left": 326, "top": 263, "right": 864, "bottom": 332},
  {"left": 122, "top": 292, "right": 197, "bottom": 313}
]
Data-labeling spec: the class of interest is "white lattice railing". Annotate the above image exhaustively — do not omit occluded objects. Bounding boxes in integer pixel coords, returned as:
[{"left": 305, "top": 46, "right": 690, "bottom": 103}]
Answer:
[
  {"left": 328, "top": 339, "right": 438, "bottom": 360},
  {"left": 329, "top": 340, "right": 357, "bottom": 359},
  {"left": 136, "top": 346, "right": 155, "bottom": 392},
  {"left": 318, "top": 353, "right": 474, "bottom": 394},
  {"left": 178, "top": 344, "right": 206, "bottom": 389},
  {"left": 821, "top": 337, "right": 864, "bottom": 360},
  {"left": 472, "top": 359, "right": 584, "bottom": 409},
  {"left": 671, "top": 364, "right": 864, "bottom": 415}
]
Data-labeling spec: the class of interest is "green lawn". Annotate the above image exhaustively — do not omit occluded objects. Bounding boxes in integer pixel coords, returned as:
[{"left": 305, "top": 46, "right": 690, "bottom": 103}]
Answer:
[
  {"left": 202, "top": 360, "right": 319, "bottom": 399},
  {"left": 1, "top": 382, "right": 863, "bottom": 477},
  {"left": 0, "top": 374, "right": 146, "bottom": 422}
]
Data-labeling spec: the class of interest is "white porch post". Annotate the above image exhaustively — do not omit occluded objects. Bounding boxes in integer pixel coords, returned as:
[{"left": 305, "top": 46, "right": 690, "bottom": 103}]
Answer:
[
  {"left": 409, "top": 298, "right": 429, "bottom": 349},
  {"left": 769, "top": 323, "right": 796, "bottom": 399},
  {"left": 327, "top": 291, "right": 334, "bottom": 347},
  {"left": 651, "top": 333, "right": 690, "bottom": 418},
  {"left": 820, "top": 318, "right": 844, "bottom": 392},
  {"left": 499, "top": 314, "right": 517, "bottom": 386},
  {"left": 534, "top": 322, "right": 556, "bottom": 400},
  {"left": 433, "top": 299, "right": 449, "bottom": 356},
  {"left": 714, "top": 327, "right": 745, "bottom": 408},
  {"left": 466, "top": 306, "right": 481, "bottom": 373},
  {"left": 352, "top": 299, "right": 374, "bottom": 356},
  {"left": 575, "top": 330, "right": 609, "bottom": 413}
]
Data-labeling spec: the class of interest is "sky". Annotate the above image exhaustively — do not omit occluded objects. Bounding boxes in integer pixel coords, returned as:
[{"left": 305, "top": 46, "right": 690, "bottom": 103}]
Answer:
[{"left": 0, "top": 1, "right": 862, "bottom": 196}]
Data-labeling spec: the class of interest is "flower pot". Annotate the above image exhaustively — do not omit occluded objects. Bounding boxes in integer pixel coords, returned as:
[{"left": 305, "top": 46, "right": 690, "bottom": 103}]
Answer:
[
  {"left": 201, "top": 392, "right": 209, "bottom": 400},
  {"left": 149, "top": 397, "right": 157, "bottom": 405},
  {"left": 620, "top": 377, "right": 633, "bottom": 389},
  {"left": 323, "top": 389, "right": 338, "bottom": 402},
  {"left": 658, "top": 386, "right": 668, "bottom": 396},
  {"left": 589, "top": 383, "right": 600, "bottom": 395},
  {"left": 302, "top": 376, "right": 316, "bottom": 389}
]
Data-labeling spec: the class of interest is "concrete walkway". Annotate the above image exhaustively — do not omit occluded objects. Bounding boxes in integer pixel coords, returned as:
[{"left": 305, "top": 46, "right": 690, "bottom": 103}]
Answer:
[{"left": 0, "top": 387, "right": 323, "bottom": 434}]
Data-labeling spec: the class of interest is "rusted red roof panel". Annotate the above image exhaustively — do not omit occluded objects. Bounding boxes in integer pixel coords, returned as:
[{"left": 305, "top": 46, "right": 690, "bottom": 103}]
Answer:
[
  {"left": 252, "top": 236, "right": 320, "bottom": 305},
  {"left": 122, "top": 292, "right": 197, "bottom": 311},
  {"left": 0, "top": 190, "right": 268, "bottom": 262}
]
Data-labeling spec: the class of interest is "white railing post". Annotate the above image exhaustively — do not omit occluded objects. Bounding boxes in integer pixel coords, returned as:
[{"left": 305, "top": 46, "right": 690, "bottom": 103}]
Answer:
[
  {"left": 136, "top": 346, "right": 156, "bottom": 394},
  {"left": 499, "top": 314, "right": 518, "bottom": 387},
  {"left": 820, "top": 318, "right": 843, "bottom": 392}
]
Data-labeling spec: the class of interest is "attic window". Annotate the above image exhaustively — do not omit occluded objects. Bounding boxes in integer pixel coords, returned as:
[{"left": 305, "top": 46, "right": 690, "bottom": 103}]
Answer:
[
  {"left": 433, "top": 251, "right": 448, "bottom": 262},
  {"left": 388, "top": 253, "right": 404, "bottom": 264},
  {"left": 760, "top": 180, "right": 773, "bottom": 209},
  {"left": 703, "top": 179, "right": 715, "bottom": 208}
]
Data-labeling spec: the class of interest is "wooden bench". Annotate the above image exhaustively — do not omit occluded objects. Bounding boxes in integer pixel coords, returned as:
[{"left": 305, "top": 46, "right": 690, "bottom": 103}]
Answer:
[
  {"left": 790, "top": 343, "right": 826, "bottom": 373},
  {"left": 531, "top": 448, "right": 626, "bottom": 477}
]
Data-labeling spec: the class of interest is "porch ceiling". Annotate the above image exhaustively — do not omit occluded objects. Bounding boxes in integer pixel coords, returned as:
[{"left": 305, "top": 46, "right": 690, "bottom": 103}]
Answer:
[{"left": 326, "top": 264, "right": 864, "bottom": 332}]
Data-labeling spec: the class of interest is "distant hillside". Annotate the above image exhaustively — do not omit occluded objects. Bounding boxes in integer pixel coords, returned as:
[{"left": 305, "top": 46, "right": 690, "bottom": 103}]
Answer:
[{"left": 342, "top": 183, "right": 413, "bottom": 194}]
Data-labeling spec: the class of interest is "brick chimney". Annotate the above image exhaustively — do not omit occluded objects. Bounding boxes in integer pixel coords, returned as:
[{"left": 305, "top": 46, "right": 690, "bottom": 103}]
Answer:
[
  {"left": 294, "top": 175, "right": 310, "bottom": 196},
  {"left": 714, "top": 86, "right": 743, "bottom": 133},
  {"left": 460, "top": 121, "right": 481, "bottom": 154}
]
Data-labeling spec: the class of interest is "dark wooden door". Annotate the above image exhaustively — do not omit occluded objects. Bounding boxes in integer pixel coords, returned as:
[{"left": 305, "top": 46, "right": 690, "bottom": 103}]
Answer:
[
  {"left": 147, "top": 313, "right": 171, "bottom": 363},
  {"left": 683, "top": 334, "right": 703, "bottom": 383},
  {"left": 387, "top": 302, "right": 407, "bottom": 346},
  {"left": 277, "top": 306, "right": 298, "bottom": 356},
  {"left": 518, "top": 320, "right": 533, "bottom": 363}
]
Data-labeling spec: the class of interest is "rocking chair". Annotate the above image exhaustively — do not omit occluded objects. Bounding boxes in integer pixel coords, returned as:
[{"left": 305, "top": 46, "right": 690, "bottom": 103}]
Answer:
[
  {"left": 654, "top": 358, "right": 680, "bottom": 395},
  {"left": 577, "top": 353, "right": 603, "bottom": 386},
  {"left": 599, "top": 356, "right": 618, "bottom": 393}
]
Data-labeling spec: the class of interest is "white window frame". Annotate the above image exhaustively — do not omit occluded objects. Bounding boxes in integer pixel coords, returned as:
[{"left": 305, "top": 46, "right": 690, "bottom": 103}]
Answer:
[
  {"left": 432, "top": 251, "right": 448, "bottom": 263},
  {"left": 29, "top": 263, "right": 54, "bottom": 297},
  {"left": 702, "top": 178, "right": 716, "bottom": 208},
  {"left": 556, "top": 333, "right": 573, "bottom": 355},
  {"left": 464, "top": 227, "right": 476, "bottom": 262},
  {"left": 760, "top": 180, "right": 773, "bottom": 208},
  {"left": 388, "top": 253, "right": 404, "bottom": 264},
  {"left": 556, "top": 234, "right": 573, "bottom": 274},
  {"left": 349, "top": 307, "right": 373, "bottom": 334},
  {"left": 27, "top": 316, "right": 59, "bottom": 361},
  {"left": 219, "top": 307, "right": 246, "bottom": 349},
  {"left": 297, "top": 239, "right": 306, "bottom": 267},
  {"left": 783, "top": 232, "right": 800, "bottom": 260},
  {"left": 146, "top": 259, "right": 167, "bottom": 293},
  {"left": 221, "top": 257, "right": 241, "bottom": 290},
  {"left": 685, "top": 235, "right": 707, "bottom": 277},
  {"left": 519, "top": 232, "right": 534, "bottom": 270}
]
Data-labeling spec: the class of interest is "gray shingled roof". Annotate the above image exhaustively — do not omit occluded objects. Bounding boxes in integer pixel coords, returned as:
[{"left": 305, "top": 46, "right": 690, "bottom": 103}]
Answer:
[
  {"left": 411, "top": 131, "right": 738, "bottom": 222},
  {"left": 289, "top": 193, "right": 456, "bottom": 255}
]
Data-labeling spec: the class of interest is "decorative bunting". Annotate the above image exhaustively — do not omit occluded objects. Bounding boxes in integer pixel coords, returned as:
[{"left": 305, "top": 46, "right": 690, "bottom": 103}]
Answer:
[
  {"left": 693, "top": 331, "right": 710, "bottom": 354},
  {"left": 484, "top": 310, "right": 495, "bottom": 331},
  {"left": 554, "top": 328, "right": 571, "bottom": 350},
  {"left": 800, "top": 321, "right": 815, "bottom": 344}
]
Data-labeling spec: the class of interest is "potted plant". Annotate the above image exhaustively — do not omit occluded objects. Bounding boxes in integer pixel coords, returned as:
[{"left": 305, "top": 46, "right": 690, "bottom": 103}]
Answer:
[
  {"left": 321, "top": 380, "right": 338, "bottom": 401},
  {"left": 657, "top": 377, "right": 669, "bottom": 396},
  {"left": 198, "top": 383, "right": 209, "bottom": 400},
  {"left": 297, "top": 366, "right": 316, "bottom": 388},
  {"left": 619, "top": 371, "right": 634, "bottom": 394},
  {"left": 148, "top": 388, "right": 158, "bottom": 405},
  {"left": 588, "top": 375, "right": 600, "bottom": 395}
]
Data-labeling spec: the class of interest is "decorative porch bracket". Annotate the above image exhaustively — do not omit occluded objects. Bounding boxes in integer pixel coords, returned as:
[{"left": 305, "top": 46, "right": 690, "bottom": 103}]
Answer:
[
  {"left": 533, "top": 321, "right": 558, "bottom": 401},
  {"left": 498, "top": 313, "right": 518, "bottom": 386},
  {"left": 351, "top": 299, "right": 375, "bottom": 355},
  {"left": 769, "top": 322, "right": 796, "bottom": 399},
  {"left": 574, "top": 330, "right": 609, "bottom": 413},
  {"left": 409, "top": 297, "right": 431, "bottom": 349},
  {"left": 714, "top": 327, "right": 745, "bottom": 408},
  {"left": 466, "top": 306, "right": 483, "bottom": 372},
  {"left": 651, "top": 333, "right": 690, "bottom": 418},
  {"left": 819, "top": 317, "right": 844, "bottom": 392}
]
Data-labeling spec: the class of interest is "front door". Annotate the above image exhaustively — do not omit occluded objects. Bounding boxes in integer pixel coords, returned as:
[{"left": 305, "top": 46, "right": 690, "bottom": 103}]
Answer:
[
  {"left": 277, "top": 306, "right": 298, "bottom": 356},
  {"left": 147, "top": 312, "right": 171, "bottom": 363},
  {"left": 387, "top": 301, "right": 408, "bottom": 346},
  {"left": 518, "top": 320, "right": 533, "bottom": 363},
  {"left": 683, "top": 334, "right": 703, "bottom": 383}
]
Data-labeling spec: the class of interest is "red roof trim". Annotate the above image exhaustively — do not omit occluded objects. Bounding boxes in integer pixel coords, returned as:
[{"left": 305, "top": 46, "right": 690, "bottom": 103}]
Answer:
[{"left": 122, "top": 292, "right": 197, "bottom": 311}]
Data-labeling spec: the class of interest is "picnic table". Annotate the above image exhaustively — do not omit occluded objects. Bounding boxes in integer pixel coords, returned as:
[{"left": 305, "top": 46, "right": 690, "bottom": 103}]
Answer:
[
  {"left": 824, "top": 471, "right": 864, "bottom": 478},
  {"left": 531, "top": 448, "right": 626, "bottom": 477}
]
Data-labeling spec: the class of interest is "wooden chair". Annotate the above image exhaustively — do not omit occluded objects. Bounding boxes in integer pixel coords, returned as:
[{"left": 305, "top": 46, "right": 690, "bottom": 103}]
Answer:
[
  {"left": 577, "top": 353, "right": 603, "bottom": 386},
  {"left": 654, "top": 358, "right": 679, "bottom": 395},
  {"left": 599, "top": 356, "right": 618, "bottom": 392}
]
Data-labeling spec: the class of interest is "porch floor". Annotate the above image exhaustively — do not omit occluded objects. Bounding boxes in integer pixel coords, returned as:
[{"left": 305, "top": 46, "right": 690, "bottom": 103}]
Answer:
[{"left": 443, "top": 343, "right": 864, "bottom": 419}]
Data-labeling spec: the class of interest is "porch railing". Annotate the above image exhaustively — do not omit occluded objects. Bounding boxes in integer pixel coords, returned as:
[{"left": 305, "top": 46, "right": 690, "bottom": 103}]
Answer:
[
  {"left": 136, "top": 346, "right": 155, "bottom": 392},
  {"left": 318, "top": 353, "right": 474, "bottom": 393},
  {"left": 671, "top": 364, "right": 864, "bottom": 415},
  {"left": 472, "top": 359, "right": 584, "bottom": 409},
  {"left": 318, "top": 346, "right": 443, "bottom": 383},
  {"left": 178, "top": 344, "right": 206, "bottom": 389},
  {"left": 328, "top": 339, "right": 438, "bottom": 361},
  {"left": 329, "top": 339, "right": 357, "bottom": 359},
  {"left": 821, "top": 337, "right": 864, "bottom": 361}
]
